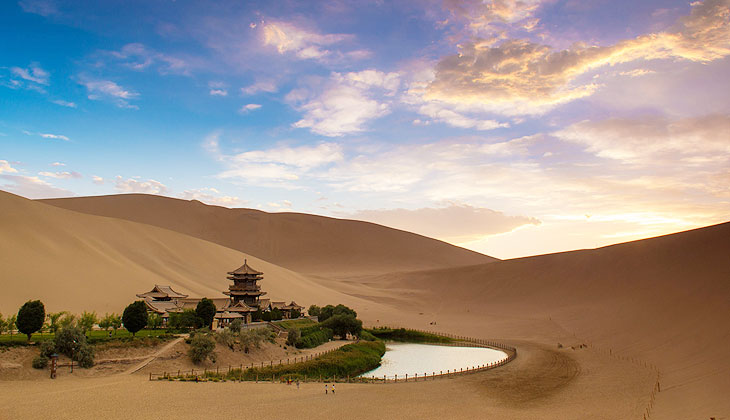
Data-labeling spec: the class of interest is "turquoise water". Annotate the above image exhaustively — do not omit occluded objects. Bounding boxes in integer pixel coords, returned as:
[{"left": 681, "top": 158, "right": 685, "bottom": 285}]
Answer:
[{"left": 361, "top": 343, "right": 508, "bottom": 379}]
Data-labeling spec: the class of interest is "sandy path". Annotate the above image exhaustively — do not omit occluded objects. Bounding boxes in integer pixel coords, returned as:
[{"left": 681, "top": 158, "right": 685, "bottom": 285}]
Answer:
[{"left": 123, "top": 337, "right": 186, "bottom": 374}]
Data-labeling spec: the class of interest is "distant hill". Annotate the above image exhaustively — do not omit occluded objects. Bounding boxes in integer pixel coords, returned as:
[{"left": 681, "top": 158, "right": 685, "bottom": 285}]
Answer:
[
  {"left": 41, "top": 194, "right": 495, "bottom": 277},
  {"left": 0, "top": 190, "right": 375, "bottom": 314},
  {"left": 358, "top": 221, "right": 730, "bottom": 417}
]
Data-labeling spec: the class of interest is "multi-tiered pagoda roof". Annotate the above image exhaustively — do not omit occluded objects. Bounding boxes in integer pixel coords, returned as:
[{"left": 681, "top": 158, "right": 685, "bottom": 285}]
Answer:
[{"left": 223, "top": 259, "right": 266, "bottom": 307}]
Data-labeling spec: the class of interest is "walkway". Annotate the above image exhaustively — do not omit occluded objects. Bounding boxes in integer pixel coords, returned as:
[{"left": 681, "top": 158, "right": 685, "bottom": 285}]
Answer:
[{"left": 122, "top": 336, "right": 186, "bottom": 375}]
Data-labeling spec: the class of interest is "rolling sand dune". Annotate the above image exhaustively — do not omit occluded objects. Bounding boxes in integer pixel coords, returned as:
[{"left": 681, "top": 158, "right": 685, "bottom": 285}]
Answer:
[
  {"left": 3, "top": 189, "right": 729, "bottom": 419},
  {"left": 40, "top": 194, "right": 495, "bottom": 277},
  {"left": 353, "top": 222, "right": 730, "bottom": 418},
  {"left": 0, "top": 191, "right": 384, "bottom": 314}
]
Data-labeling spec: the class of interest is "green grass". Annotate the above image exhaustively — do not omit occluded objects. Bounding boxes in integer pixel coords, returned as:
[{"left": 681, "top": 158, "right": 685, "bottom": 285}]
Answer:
[
  {"left": 274, "top": 318, "right": 316, "bottom": 330},
  {"left": 365, "top": 327, "right": 453, "bottom": 344},
  {"left": 177, "top": 340, "right": 385, "bottom": 382},
  {"left": 0, "top": 329, "right": 173, "bottom": 346}
]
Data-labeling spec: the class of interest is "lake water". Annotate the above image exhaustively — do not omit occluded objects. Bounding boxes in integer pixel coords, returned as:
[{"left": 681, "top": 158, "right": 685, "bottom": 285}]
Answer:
[{"left": 361, "top": 343, "right": 508, "bottom": 379}]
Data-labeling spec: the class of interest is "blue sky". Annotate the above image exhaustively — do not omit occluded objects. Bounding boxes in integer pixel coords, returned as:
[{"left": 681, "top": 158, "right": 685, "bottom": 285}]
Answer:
[{"left": 2, "top": 0, "right": 729, "bottom": 258}]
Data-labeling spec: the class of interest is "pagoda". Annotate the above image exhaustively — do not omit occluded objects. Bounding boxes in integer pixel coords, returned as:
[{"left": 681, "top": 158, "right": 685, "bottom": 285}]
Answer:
[{"left": 224, "top": 259, "right": 266, "bottom": 308}]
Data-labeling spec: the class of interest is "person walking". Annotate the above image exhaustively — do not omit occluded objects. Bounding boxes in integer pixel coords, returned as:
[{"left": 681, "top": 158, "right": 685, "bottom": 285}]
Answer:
[
  {"left": 296, "top": 380, "right": 300, "bottom": 389},
  {"left": 332, "top": 383, "right": 335, "bottom": 394},
  {"left": 325, "top": 383, "right": 328, "bottom": 394}
]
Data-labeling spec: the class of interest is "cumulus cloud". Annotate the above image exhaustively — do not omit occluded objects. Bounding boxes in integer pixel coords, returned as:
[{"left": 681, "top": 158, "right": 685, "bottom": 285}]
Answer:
[
  {"left": 0, "top": 160, "right": 19, "bottom": 174},
  {"left": 114, "top": 176, "right": 168, "bottom": 194},
  {"left": 179, "top": 188, "right": 245, "bottom": 207},
  {"left": 425, "top": 0, "right": 730, "bottom": 116},
  {"left": 208, "top": 81, "right": 228, "bottom": 96},
  {"left": 444, "top": 0, "right": 544, "bottom": 35},
  {"left": 289, "top": 70, "right": 400, "bottom": 136},
  {"left": 80, "top": 78, "right": 139, "bottom": 109},
  {"left": 350, "top": 204, "right": 540, "bottom": 242},
  {"left": 91, "top": 175, "right": 104, "bottom": 185},
  {"left": 0, "top": 175, "right": 72, "bottom": 198},
  {"left": 38, "top": 171, "right": 82, "bottom": 179}
]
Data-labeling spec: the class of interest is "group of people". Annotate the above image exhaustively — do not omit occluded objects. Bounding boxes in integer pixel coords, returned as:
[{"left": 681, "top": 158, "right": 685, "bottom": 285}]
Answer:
[
  {"left": 284, "top": 378, "right": 337, "bottom": 394},
  {"left": 325, "top": 383, "right": 335, "bottom": 394}
]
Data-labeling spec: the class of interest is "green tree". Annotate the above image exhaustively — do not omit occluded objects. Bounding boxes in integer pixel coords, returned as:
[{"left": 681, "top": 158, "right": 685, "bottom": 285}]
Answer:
[
  {"left": 98, "top": 313, "right": 113, "bottom": 331},
  {"left": 195, "top": 298, "right": 217, "bottom": 329},
  {"left": 188, "top": 333, "right": 216, "bottom": 364},
  {"left": 122, "top": 301, "right": 148, "bottom": 336},
  {"left": 109, "top": 313, "right": 122, "bottom": 334},
  {"left": 7, "top": 314, "right": 16, "bottom": 337},
  {"left": 46, "top": 311, "right": 67, "bottom": 334},
  {"left": 0, "top": 313, "right": 6, "bottom": 336},
  {"left": 308, "top": 305, "right": 321, "bottom": 317},
  {"left": 252, "top": 308, "right": 263, "bottom": 322},
  {"left": 169, "top": 309, "right": 200, "bottom": 330},
  {"left": 321, "top": 314, "right": 362, "bottom": 339},
  {"left": 270, "top": 308, "right": 283, "bottom": 321},
  {"left": 78, "top": 311, "right": 98, "bottom": 333},
  {"left": 147, "top": 313, "right": 163, "bottom": 329},
  {"left": 290, "top": 309, "right": 301, "bottom": 319},
  {"left": 17, "top": 300, "right": 46, "bottom": 341},
  {"left": 59, "top": 313, "right": 76, "bottom": 329},
  {"left": 286, "top": 328, "right": 301, "bottom": 346},
  {"left": 229, "top": 319, "right": 242, "bottom": 334}
]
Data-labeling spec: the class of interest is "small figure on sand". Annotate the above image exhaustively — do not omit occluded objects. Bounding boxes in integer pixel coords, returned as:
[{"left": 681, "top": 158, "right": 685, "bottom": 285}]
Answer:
[
  {"left": 325, "top": 384, "right": 328, "bottom": 394},
  {"left": 332, "top": 383, "right": 335, "bottom": 394},
  {"left": 296, "top": 380, "right": 300, "bottom": 389}
]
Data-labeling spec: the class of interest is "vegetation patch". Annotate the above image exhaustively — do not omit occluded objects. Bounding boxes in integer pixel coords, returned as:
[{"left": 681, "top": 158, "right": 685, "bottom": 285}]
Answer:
[
  {"left": 366, "top": 327, "right": 453, "bottom": 344},
  {"left": 275, "top": 319, "right": 316, "bottom": 330}
]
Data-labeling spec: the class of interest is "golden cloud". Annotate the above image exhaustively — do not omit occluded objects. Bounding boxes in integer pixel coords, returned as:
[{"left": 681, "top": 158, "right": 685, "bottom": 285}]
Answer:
[{"left": 427, "top": 0, "right": 730, "bottom": 115}]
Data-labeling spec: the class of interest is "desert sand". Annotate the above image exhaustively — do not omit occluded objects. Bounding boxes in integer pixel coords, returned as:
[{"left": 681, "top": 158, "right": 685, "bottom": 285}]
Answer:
[{"left": 1, "top": 191, "right": 729, "bottom": 419}]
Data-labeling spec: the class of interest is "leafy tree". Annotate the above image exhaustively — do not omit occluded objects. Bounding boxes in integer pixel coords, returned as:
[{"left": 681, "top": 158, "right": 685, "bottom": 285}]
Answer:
[
  {"left": 321, "top": 314, "right": 362, "bottom": 339},
  {"left": 109, "top": 313, "right": 122, "bottom": 333},
  {"left": 252, "top": 308, "right": 263, "bottom": 322},
  {"left": 188, "top": 333, "right": 216, "bottom": 364},
  {"left": 0, "top": 313, "right": 6, "bottom": 336},
  {"left": 122, "top": 301, "right": 148, "bottom": 336},
  {"left": 261, "top": 311, "right": 272, "bottom": 322},
  {"left": 46, "top": 311, "right": 67, "bottom": 334},
  {"left": 308, "top": 305, "right": 321, "bottom": 317},
  {"left": 196, "top": 298, "right": 217, "bottom": 329},
  {"left": 78, "top": 311, "right": 98, "bottom": 333},
  {"left": 98, "top": 313, "right": 113, "bottom": 330},
  {"left": 17, "top": 300, "right": 45, "bottom": 341},
  {"left": 7, "top": 314, "right": 16, "bottom": 337},
  {"left": 59, "top": 313, "right": 77, "bottom": 329},
  {"left": 290, "top": 309, "right": 301, "bottom": 319},
  {"left": 169, "top": 309, "right": 200, "bottom": 330},
  {"left": 270, "top": 308, "right": 283, "bottom": 321},
  {"left": 229, "top": 319, "right": 242, "bottom": 334},
  {"left": 147, "top": 313, "right": 163, "bottom": 329},
  {"left": 318, "top": 304, "right": 357, "bottom": 323}
]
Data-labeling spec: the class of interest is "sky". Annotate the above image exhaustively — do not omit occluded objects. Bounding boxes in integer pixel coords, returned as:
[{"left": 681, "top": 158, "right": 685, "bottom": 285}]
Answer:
[{"left": 1, "top": 0, "right": 729, "bottom": 259}]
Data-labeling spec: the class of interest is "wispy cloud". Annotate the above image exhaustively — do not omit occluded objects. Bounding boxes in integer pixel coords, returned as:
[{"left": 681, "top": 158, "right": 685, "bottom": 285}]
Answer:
[
  {"left": 17, "top": 0, "right": 58, "bottom": 17},
  {"left": 38, "top": 171, "right": 82, "bottom": 179},
  {"left": 261, "top": 21, "right": 354, "bottom": 62},
  {"left": 11, "top": 64, "right": 49, "bottom": 85},
  {"left": 80, "top": 78, "right": 139, "bottom": 109},
  {"left": 107, "top": 43, "right": 190, "bottom": 75},
  {"left": 239, "top": 103, "right": 262, "bottom": 114},
  {"left": 51, "top": 99, "right": 77, "bottom": 108},
  {"left": 0, "top": 174, "right": 72, "bottom": 198},
  {"left": 0, "top": 160, "right": 19, "bottom": 174},
  {"left": 179, "top": 187, "right": 245, "bottom": 207},
  {"left": 40, "top": 133, "right": 70, "bottom": 141},
  {"left": 241, "top": 80, "right": 277, "bottom": 95}
]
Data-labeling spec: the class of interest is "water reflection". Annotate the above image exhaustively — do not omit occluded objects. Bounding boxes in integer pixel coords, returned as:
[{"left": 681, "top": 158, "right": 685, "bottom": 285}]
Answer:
[{"left": 361, "top": 343, "right": 507, "bottom": 379}]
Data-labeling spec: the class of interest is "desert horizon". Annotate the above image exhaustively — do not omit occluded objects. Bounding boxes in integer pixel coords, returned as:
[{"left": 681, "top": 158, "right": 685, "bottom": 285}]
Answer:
[{"left": 3, "top": 0, "right": 730, "bottom": 418}]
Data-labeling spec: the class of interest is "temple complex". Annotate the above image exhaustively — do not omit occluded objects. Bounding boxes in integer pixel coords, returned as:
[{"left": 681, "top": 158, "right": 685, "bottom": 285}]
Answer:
[{"left": 138, "top": 259, "right": 303, "bottom": 328}]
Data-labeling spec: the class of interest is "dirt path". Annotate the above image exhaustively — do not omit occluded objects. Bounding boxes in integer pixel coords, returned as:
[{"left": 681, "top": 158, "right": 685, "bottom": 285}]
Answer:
[{"left": 122, "top": 337, "right": 186, "bottom": 375}]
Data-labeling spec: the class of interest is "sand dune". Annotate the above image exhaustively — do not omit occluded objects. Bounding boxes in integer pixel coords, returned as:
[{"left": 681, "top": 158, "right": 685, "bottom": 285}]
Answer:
[
  {"left": 354, "top": 222, "right": 730, "bottom": 418},
  {"left": 40, "top": 194, "right": 494, "bottom": 277},
  {"left": 0, "top": 191, "right": 383, "bottom": 315}
]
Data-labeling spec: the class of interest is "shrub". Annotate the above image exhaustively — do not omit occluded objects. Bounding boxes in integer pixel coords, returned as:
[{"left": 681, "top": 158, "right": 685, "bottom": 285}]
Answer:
[
  {"left": 308, "top": 305, "right": 320, "bottom": 318},
  {"left": 122, "top": 301, "right": 148, "bottom": 336},
  {"left": 46, "top": 312, "right": 67, "bottom": 335},
  {"left": 290, "top": 309, "right": 301, "bottom": 319},
  {"left": 54, "top": 327, "right": 94, "bottom": 368},
  {"left": 77, "top": 311, "right": 98, "bottom": 333},
  {"left": 366, "top": 327, "right": 452, "bottom": 343},
  {"left": 189, "top": 333, "right": 216, "bottom": 364},
  {"left": 359, "top": 330, "right": 377, "bottom": 341},
  {"left": 270, "top": 308, "right": 283, "bottom": 321},
  {"left": 196, "top": 298, "right": 217, "bottom": 329},
  {"left": 32, "top": 355, "right": 48, "bottom": 369},
  {"left": 286, "top": 328, "right": 301, "bottom": 347},
  {"left": 39, "top": 340, "right": 56, "bottom": 358},
  {"left": 17, "top": 300, "right": 45, "bottom": 341},
  {"left": 296, "top": 327, "right": 333, "bottom": 349},
  {"left": 239, "top": 327, "right": 270, "bottom": 352},
  {"left": 215, "top": 329, "right": 236, "bottom": 350}
]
